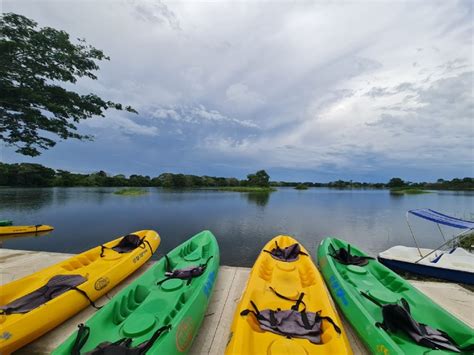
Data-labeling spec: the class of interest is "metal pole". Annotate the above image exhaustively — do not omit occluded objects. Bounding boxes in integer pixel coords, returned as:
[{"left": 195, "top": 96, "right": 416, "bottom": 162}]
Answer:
[
  {"left": 415, "top": 228, "right": 472, "bottom": 263},
  {"left": 406, "top": 212, "right": 423, "bottom": 258},
  {"left": 436, "top": 223, "right": 447, "bottom": 242}
]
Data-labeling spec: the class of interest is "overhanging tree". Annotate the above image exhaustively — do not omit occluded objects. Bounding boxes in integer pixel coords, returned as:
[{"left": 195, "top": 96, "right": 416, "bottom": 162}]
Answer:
[{"left": 0, "top": 13, "right": 137, "bottom": 156}]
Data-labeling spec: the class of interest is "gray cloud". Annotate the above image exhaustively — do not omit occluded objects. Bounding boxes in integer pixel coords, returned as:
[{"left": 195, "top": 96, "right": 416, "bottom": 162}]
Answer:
[
  {"left": 150, "top": 104, "right": 259, "bottom": 128},
  {"left": 2, "top": 0, "right": 472, "bottom": 181},
  {"left": 128, "top": 0, "right": 181, "bottom": 30}
]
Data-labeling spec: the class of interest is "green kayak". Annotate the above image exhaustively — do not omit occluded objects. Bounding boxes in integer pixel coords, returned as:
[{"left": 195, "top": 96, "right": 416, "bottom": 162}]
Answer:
[
  {"left": 318, "top": 237, "right": 473, "bottom": 354},
  {"left": 53, "top": 230, "right": 219, "bottom": 354},
  {"left": 0, "top": 219, "right": 12, "bottom": 226}
]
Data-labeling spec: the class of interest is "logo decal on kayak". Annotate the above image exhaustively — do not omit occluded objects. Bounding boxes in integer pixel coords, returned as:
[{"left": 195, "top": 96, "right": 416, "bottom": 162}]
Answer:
[
  {"left": 319, "top": 256, "right": 327, "bottom": 268},
  {"left": 376, "top": 344, "right": 389, "bottom": 355},
  {"left": 176, "top": 316, "right": 195, "bottom": 352},
  {"left": 133, "top": 249, "right": 148, "bottom": 264},
  {"left": 94, "top": 277, "right": 110, "bottom": 291},
  {"left": 329, "top": 275, "right": 349, "bottom": 306},
  {"left": 0, "top": 331, "right": 12, "bottom": 341},
  {"left": 203, "top": 271, "right": 216, "bottom": 298}
]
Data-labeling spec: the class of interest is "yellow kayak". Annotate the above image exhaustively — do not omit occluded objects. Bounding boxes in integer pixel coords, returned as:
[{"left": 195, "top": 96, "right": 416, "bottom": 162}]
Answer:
[
  {"left": 226, "top": 235, "right": 352, "bottom": 355},
  {"left": 0, "top": 224, "right": 54, "bottom": 236},
  {"left": 0, "top": 230, "right": 160, "bottom": 354}
]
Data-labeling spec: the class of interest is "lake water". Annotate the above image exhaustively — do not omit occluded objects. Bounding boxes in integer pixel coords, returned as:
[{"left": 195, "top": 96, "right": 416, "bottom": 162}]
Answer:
[{"left": 0, "top": 187, "right": 472, "bottom": 267}]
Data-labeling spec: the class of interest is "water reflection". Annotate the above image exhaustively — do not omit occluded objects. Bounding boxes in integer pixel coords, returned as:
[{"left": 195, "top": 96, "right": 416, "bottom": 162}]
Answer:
[
  {"left": 0, "top": 188, "right": 54, "bottom": 212},
  {"left": 0, "top": 230, "right": 52, "bottom": 243},
  {"left": 246, "top": 192, "right": 271, "bottom": 207},
  {"left": 0, "top": 187, "right": 471, "bottom": 266}
]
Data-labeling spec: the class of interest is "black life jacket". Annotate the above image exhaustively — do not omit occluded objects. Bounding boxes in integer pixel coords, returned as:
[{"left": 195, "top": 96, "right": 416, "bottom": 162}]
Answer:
[
  {"left": 263, "top": 241, "right": 308, "bottom": 262},
  {"left": 156, "top": 255, "right": 213, "bottom": 286},
  {"left": 240, "top": 288, "right": 341, "bottom": 344},
  {"left": 0, "top": 274, "right": 99, "bottom": 315},
  {"left": 329, "top": 244, "right": 373, "bottom": 266},
  {"left": 360, "top": 291, "right": 472, "bottom": 353},
  {"left": 100, "top": 234, "right": 152, "bottom": 257},
  {"left": 71, "top": 323, "right": 170, "bottom": 355}
]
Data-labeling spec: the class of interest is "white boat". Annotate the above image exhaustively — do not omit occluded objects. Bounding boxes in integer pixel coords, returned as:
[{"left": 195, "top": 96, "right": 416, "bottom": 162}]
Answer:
[{"left": 378, "top": 209, "right": 474, "bottom": 284}]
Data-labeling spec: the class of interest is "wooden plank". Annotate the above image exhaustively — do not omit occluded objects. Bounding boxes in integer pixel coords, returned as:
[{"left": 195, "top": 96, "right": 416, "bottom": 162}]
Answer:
[
  {"left": 209, "top": 267, "right": 251, "bottom": 355},
  {"left": 0, "top": 250, "right": 71, "bottom": 285},
  {"left": 190, "top": 266, "right": 237, "bottom": 354}
]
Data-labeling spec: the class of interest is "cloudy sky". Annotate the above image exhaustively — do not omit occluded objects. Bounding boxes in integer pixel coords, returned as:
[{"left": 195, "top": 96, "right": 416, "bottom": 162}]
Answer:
[{"left": 2, "top": 0, "right": 473, "bottom": 182}]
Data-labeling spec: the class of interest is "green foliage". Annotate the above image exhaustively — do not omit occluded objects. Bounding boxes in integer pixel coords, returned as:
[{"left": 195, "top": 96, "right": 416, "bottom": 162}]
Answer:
[
  {"left": 217, "top": 186, "right": 276, "bottom": 192},
  {"left": 246, "top": 170, "right": 270, "bottom": 187},
  {"left": 328, "top": 180, "right": 348, "bottom": 188},
  {"left": 387, "top": 177, "right": 406, "bottom": 188},
  {"left": 0, "top": 162, "right": 55, "bottom": 186},
  {"left": 458, "top": 232, "right": 474, "bottom": 252},
  {"left": 389, "top": 188, "right": 430, "bottom": 195},
  {"left": 129, "top": 174, "right": 151, "bottom": 187},
  {"left": 424, "top": 177, "right": 474, "bottom": 191},
  {"left": 294, "top": 184, "right": 308, "bottom": 190},
  {"left": 114, "top": 188, "right": 147, "bottom": 196},
  {"left": 0, "top": 13, "right": 136, "bottom": 156},
  {"left": 0, "top": 163, "right": 472, "bottom": 192}
]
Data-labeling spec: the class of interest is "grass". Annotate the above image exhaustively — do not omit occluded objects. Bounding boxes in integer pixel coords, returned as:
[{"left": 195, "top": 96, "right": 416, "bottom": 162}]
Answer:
[
  {"left": 114, "top": 188, "right": 148, "bottom": 196},
  {"left": 390, "top": 188, "right": 431, "bottom": 195},
  {"left": 459, "top": 232, "right": 474, "bottom": 251},
  {"left": 216, "top": 186, "right": 276, "bottom": 193},
  {"left": 294, "top": 184, "right": 308, "bottom": 190}
]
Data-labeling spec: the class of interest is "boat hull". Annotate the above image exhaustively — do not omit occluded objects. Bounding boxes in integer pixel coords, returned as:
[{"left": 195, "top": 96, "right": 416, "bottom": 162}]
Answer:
[
  {"left": 0, "top": 225, "right": 54, "bottom": 236},
  {"left": 378, "top": 256, "right": 474, "bottom": 284}
]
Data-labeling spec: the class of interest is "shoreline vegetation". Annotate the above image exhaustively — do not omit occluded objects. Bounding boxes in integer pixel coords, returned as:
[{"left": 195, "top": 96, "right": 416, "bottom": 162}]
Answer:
[
  {"left": 459, "top": 233, "right": 474, "bottom": 251},
  {"left": 0, "top": 163, "right": 473, "bottom": 192},
  {"left": 114, "top": 188, "right": 148, "bottom": 196},
  {"left": 294, "top": 184, "right": 309, "bottom": 190},
  {"left": 389, "top": 188, "right": 431, "bottom": 195},
  {"left": 214, "top": 186, "right": 276, "bottom": 193}
]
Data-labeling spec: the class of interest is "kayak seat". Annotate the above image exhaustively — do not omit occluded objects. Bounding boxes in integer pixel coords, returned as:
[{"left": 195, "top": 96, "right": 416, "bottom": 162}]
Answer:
[
  {"left": 157, "top": 255, "right": 214, "bottom": 286},
  {"left": 0, "top": 275, "right": 88, "bottom": 315},
  {"left": 240, "top": 291, "right": 341, "bottom": 344},
  {"left": 100, "top": 234, "right": 152, "bottom": 257},
  {"left": 71, "top": 323, "right": 171, "bottom": 355},
  {"left": 360, "top": 292, "right": 466, "bottom": 353},
  {"left": 263, "top": 241, "right": 308, "bottom": 262},
  {"left": 329, "top": 244, "right": 374, "bottom": 266},
  {"left": 112, "top": 234, "right": 145, "bottom": 253}
]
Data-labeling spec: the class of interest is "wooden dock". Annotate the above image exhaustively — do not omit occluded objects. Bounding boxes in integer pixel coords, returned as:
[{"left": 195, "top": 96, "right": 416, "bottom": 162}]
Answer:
[{"left": 1, "top": 249, "right": 473, "bottom": 354}]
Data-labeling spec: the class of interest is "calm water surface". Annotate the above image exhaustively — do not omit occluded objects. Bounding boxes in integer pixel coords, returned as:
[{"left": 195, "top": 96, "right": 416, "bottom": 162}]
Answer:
[{"left": 0, "top": 187, "right": 472, "bottom": 266}]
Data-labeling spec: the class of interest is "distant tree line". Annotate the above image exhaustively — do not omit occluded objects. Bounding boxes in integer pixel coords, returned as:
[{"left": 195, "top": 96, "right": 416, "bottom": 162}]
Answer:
[
  {"left": 0, "top": 163, "right": 271, "bottom": 188},
  {"left": 0, "top": 163, "right": 472, "bottom": 190},
  {"left": 385, "top": 177, "right": 474, "bottom": 191},
  {"left": 272, "top": 180, "right": 386, "bottom": 189}
]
